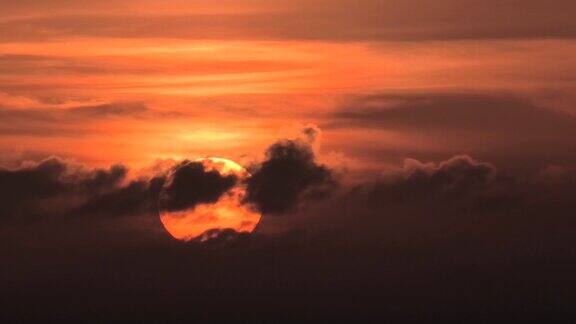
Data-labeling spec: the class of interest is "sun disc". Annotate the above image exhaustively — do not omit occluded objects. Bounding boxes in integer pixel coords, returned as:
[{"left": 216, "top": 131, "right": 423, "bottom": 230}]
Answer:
[{"left": 159, "top": 157, "right": 260, "bottom": 241}]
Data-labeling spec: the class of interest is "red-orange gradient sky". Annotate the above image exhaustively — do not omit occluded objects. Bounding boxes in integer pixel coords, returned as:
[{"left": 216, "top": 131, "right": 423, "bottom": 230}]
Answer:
[
  {"left": 5, "top": 2, "right": 576, "bottom": 321},
  {"left": 1, "top": 0, "right": 576, "bottom": 173}
]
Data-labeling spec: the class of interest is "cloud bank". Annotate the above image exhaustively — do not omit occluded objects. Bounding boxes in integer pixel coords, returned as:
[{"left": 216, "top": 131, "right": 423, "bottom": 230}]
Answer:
[{"left": 2, "top": 139, "right": 576, "bottom": 321}]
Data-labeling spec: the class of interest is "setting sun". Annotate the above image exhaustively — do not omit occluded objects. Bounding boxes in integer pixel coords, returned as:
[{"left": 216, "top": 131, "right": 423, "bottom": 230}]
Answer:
[{"left": 159, "top": 157, "right": 261, "bottom": 241}]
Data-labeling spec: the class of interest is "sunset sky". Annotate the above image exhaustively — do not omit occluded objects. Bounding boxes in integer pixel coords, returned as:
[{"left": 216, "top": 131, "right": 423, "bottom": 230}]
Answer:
[
  {"left": 2, "top": 1, "right": 576, "bottom": 322},
  {"left": 2, "top": 0, "right": 576, "bottom": 171}
]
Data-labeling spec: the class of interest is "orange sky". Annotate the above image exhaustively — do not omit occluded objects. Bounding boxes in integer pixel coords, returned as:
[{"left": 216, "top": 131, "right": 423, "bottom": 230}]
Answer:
[
  {"left": 4, "top": 2, "right": 576, "bottom": 319},
  {"left": 1, "top": 0, "right": 576, "bottom": 172}
]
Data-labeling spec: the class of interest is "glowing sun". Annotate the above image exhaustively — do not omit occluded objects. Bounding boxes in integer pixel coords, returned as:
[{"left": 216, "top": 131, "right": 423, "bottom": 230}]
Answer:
[{"left": 159, "top": 157, "right": 261, "bottom": 242}]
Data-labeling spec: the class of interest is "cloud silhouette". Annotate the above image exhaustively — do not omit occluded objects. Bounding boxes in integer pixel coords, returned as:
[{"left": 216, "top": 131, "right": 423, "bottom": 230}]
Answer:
[
  {"left": 367, "top": 155, "right": 497, "bottom": 205},
  {"left": 2, "top": 154, "right": 576, "bottom": 321},
  {"left": 70, "top": 177, "right": 164, "bottom": 218},
  {"left": 159, "top": 160, "right": 238, "bottom": 212},
  {"left": 245, "top": 139, "right": 335, "bottom": 214},
  {"left": 0, "top": 158, "right": 130, "bottom": 222}
]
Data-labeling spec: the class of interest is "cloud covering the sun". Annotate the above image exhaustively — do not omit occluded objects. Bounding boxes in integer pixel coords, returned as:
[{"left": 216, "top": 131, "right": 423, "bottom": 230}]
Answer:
[{"left": 159, "top": 160, "right": 238, "bottom": 212}]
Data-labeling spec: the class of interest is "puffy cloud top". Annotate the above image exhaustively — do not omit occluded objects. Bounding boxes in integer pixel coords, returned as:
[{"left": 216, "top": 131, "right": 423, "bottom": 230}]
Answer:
[{"left": 245, "top": 140, "right": 335, "bottom": 214}]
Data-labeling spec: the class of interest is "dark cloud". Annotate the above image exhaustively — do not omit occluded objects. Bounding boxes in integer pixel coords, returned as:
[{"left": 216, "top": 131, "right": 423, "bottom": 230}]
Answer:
[
  {"left": 302, "top": 124, "right": 320, "bottom": 143},
  {"left": 0, "top": 54, "right": 296, "bottom": 77},
  {"left": 0, "top": 54, "right": 110, "bottom": 75},
  {"left": 326, "top": 92, "right": 576, "bottom": 168},
  {"left": 70, "top": 177, "right": 164, "bottom": 219},
  {"left": 2, "top": 154, "right": 576, "bottom": 321},
  {"left": 3, "top": 146, "right": 576, "bottom": 322},
  {"left": 0, "top": 158, "right": 130, "bottom": 222},
  {"left": 0, "top": 103, "right": 159, "bottom": 136},
  {"left": 245, "top": 140, "right": 335, "bottom": 214},
  {"left": 0, "top": 158, "right": 66, "bottom": 219},
  {"left": 81, "top": 164, "right": 126, "bottom": 186},
  {"left": 159, "top": 160, "right": 237, "bottom": 212},
  {"left": 0, "top": 14, "right": 265, "bottom": 43},
  {"left": 289, "top": 0, "right": 576, "bottom": 41},
  {"left": 0, "top": 102, "right": 148, "bottom": 119},
  {"left": 367, "top": 155, "right": 497, "bottom": 206},
  {"left": 330, "top": 93, "right": 576, "bottom": 133},
  {"left": 1, "top": 1, "right": 575, "bottom": 43},
  {"left": 0, "top": 157, "right": 240, "bottom": 224}
]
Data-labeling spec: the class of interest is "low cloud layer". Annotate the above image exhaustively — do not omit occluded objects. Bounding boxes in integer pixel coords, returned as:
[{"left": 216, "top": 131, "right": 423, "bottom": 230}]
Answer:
[
  {"left": 0, "top": 138, "right": 334, "bottom": 226},
  {"left": 368, "top": 155, "right": 497, "bottom": 206},
  {"left": 3, "top": 143, "right": 576, "bottom": 321},
  {"left": 0, "top": 158, "right": 130, "bottom": 222}
]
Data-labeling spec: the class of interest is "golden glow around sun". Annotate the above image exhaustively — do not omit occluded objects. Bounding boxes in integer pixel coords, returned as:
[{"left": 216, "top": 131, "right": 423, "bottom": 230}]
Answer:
[{"left": 159, "top": 157, "right": 261, "bottom": 242}]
